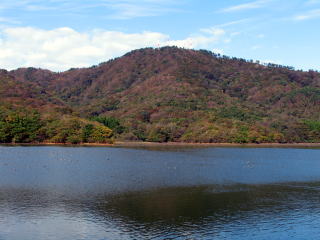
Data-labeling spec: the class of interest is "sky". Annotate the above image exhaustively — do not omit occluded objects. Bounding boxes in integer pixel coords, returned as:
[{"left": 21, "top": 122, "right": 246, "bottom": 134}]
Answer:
[{"left": 0, "top": 0, "right": 319, "bottom": 71}]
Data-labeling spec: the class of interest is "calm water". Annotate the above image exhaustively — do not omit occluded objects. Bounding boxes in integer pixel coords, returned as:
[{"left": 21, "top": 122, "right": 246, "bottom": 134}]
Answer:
[{"left": 0, "top": 146, "right": 320, "bottom": 240}]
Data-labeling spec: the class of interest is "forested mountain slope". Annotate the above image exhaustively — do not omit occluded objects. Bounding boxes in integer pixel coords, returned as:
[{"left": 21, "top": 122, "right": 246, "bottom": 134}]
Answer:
[{"left": 1, "top": 47, "right": 320, "bottom": 143}]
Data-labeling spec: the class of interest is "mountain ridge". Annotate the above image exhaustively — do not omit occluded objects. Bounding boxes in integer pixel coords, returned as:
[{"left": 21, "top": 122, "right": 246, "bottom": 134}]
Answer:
[{"left": 1, "top": 46, "right": 319, "bottom": 143}]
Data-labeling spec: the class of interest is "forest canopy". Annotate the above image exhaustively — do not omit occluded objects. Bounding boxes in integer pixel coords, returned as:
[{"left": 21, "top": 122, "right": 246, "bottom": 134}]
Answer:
[{"left": 0, "top": 47, "right": 319, "bottom": 144}]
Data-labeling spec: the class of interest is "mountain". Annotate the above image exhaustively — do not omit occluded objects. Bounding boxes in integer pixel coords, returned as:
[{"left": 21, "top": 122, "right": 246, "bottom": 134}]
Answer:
[
  {"left": 0, "top": 69, "right": 113, "bottom": 144},
  {"left": 1, "top": 46, "right": 320, "bottom": 143}
]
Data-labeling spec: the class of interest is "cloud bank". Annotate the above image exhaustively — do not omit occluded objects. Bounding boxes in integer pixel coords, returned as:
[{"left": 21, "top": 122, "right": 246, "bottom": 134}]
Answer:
[{"left": 0, "top": 27, "right": 226, "bottom": 71}]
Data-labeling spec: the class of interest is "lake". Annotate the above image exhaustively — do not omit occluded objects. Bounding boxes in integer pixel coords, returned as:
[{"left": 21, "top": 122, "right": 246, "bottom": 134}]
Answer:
[{"left": 0, "top": 146, "right": 320, "bottom": 240}]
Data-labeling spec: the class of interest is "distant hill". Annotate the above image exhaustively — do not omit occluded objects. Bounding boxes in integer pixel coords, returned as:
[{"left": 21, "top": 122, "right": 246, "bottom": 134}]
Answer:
[{"left": 1, "top": 46, "right": 320, "bottom": 143}]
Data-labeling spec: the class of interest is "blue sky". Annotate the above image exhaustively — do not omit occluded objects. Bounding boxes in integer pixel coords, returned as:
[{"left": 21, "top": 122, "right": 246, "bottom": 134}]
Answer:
[{"left": 0, "top": 0, "right": 319, "bottom": 71}]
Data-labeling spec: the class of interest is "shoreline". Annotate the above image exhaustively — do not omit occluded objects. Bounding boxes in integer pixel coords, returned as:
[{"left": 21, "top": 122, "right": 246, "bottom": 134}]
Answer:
[
  {"left": 1, "top": 141, "right": 320, "bottom": 148},
  {"left": 115, "top": 141, "right": 320, "bottom": 148}
]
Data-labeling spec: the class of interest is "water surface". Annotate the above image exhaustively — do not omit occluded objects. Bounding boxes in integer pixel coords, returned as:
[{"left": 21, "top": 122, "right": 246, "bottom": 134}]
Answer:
[{"left": 0, "top": 146, "right": 319, "bottom": 239}]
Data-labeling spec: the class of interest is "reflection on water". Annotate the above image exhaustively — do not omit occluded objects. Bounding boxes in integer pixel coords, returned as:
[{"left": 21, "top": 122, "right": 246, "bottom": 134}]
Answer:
[{"left": 0, "top": 146, "right": 320, "bottom": 239}]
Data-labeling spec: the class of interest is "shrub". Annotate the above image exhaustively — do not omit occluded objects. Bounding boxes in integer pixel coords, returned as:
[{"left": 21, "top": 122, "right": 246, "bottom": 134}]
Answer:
[
  {"left": 92, "top": 116, "right": 125, "bottom": 134},
  {"left": 89, "top": 125, "right": 113, "bottom": 143}
]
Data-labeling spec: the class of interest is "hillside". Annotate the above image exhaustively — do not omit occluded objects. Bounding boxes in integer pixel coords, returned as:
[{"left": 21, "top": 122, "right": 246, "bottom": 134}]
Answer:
[
  {"left": 0, "top": 69, "right": 113, "bottom": 144},
  {"left": 1, "top": 46, "right": 320, "bottom": 143}
]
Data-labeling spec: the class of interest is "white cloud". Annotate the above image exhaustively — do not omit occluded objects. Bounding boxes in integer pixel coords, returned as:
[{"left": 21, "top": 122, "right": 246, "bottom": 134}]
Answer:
[
  {"left": 0, "top": 0, "right": 182, "bottom": 19},
  {"left": 104, "top": 0, "right": 184, "bottom": 19},
  {"left": 251, "top": 45, "right": 262, "bottom": 50},
  {"left": 293, "top": 9, "right": 320, "bottom": 20},
  {"left": 261, "top": 59, "right": 282, "bottom": 65},
  {"left": 0, "top": 17, "right": 20, "bottom": 24},
  {"left": 0, "top": 26, "right": 227, "bottom": 71},
  {"left": 106, "top": 2, "right": 174, "bottom": 19},
  {"left": 25, "top": 4, "right": 57, "bottom": 11},
  {"left": 200, "top": 27, "right": 225, "bottom": 36},
  {"left": 306, "top": 0, "right": 320, "bottom": 5},
  {"left": 221, "top": 0, "right": 271, "bottom": 12},
  {"left": 212, "top": 18, "right": 251, "bottom": 28},
  {"left": 212, "top": 48, "right": 224, "bottom": 55}
]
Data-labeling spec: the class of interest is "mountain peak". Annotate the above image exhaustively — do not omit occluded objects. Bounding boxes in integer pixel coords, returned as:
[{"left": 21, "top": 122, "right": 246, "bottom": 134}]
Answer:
[{"left": 1, "top": 47, "right": 320, "bottom": 143}]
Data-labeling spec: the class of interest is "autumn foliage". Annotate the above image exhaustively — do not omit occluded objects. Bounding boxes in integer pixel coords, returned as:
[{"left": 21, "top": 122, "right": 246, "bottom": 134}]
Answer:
[{"left": 0, "top": 47, "right": 319, "bottom": 143}]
